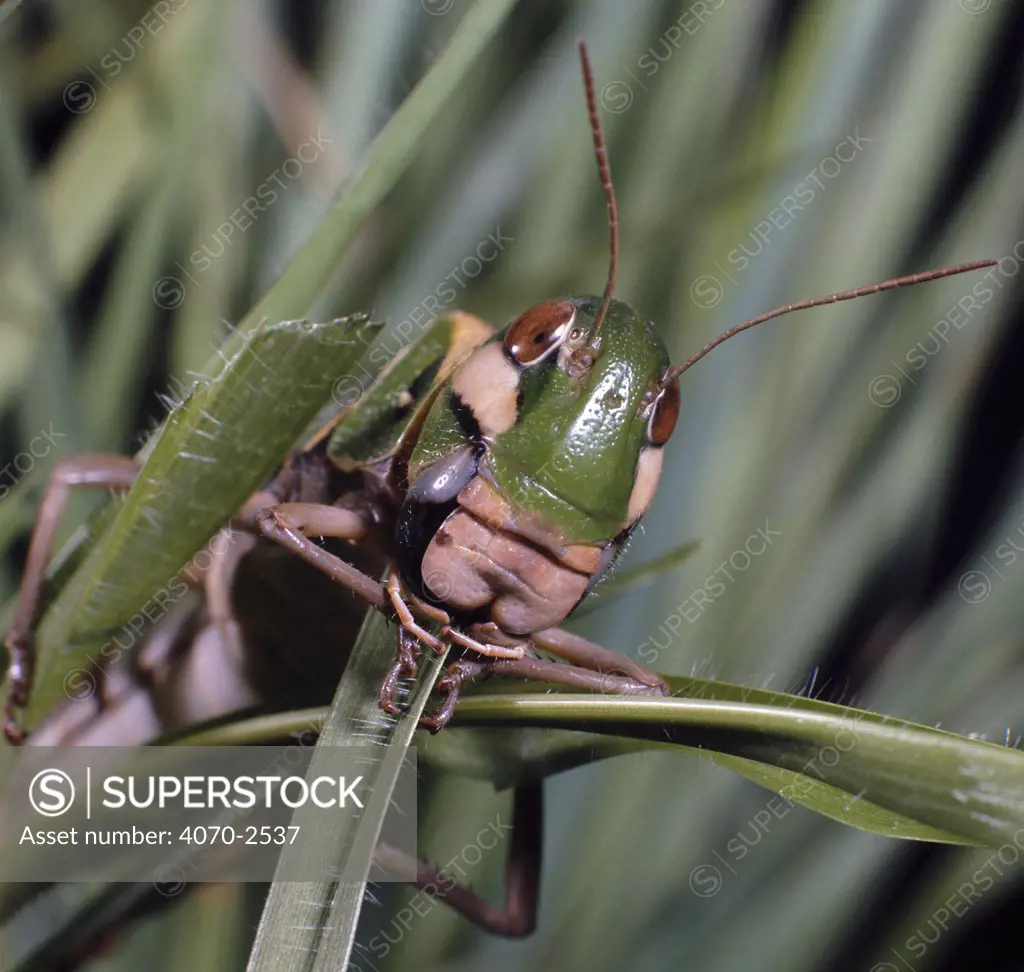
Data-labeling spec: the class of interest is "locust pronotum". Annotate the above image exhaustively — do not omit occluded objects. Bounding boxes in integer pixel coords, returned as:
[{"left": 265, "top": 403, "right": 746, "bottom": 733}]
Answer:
[{"left": 2, "top": 40, "right": 996, "bottom": 940}]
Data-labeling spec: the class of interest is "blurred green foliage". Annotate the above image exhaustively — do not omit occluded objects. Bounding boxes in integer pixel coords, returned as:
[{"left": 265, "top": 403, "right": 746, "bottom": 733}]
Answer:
[{"left": 1, "top": 1, "right": 1023, "bottom": 970}]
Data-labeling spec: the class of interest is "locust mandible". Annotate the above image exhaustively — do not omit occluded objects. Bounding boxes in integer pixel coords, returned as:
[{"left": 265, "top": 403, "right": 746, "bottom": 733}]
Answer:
[{"left": 2, "top": 42, "right": 996, "bottom": 745}]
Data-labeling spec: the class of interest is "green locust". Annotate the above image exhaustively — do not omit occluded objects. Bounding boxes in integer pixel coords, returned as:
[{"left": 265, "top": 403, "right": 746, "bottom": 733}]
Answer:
[
  {"left": 2, "top": 43, "right": 995, "bottom": 743},
  {"left": 1, "top": 41, "right": 997, "bottom": 947}
]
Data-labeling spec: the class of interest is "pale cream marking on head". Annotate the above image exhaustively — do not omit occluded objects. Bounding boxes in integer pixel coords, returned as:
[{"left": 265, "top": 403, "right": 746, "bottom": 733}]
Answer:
[
  {"left": 626, "top": 446, "right": 663, "bottom": 524},
  {"left": 441, "top": 312, "right": 495, "bottom": 371},
  {"left": 452, "top": 342, "right": 520, "bottom": 437}
]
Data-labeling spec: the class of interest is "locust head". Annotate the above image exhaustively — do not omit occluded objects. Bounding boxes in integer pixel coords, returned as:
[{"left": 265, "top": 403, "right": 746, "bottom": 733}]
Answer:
[{"left": 407, "top": 42, "right": 995, "bottom": 557}]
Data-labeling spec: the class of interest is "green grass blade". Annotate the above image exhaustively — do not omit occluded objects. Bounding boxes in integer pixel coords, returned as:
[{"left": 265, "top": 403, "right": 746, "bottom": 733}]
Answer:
[
  {"left": 226, "top": 0, "right": 520, "bottom": 347},
  {"left": 168, "top": 669, "right": 1024, "bottom": 849},
  {"left": 437, "top": 681, "right": 1024, "bottom": 847},
  {"left": 245, "top": 610, "right": 448, "bottom": 972},
  {"left": 24, "top": 314, "right": 380, "bottom": 729}
]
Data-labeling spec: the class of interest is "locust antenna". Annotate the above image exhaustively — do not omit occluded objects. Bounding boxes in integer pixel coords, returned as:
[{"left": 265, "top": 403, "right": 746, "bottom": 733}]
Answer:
[
  {"left": 579, "top": 41, "right": 618, "bottom": 349},
  {"left": 661, "top": 260, "right": 998, "bottom": 385}
]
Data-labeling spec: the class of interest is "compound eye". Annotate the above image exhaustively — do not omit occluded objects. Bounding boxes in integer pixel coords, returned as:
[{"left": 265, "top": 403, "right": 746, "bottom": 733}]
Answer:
[
  {"left": 504, "top": 299, "right": 576, "bottom": 365},
  {"left": 649, "top": 376, "right": 680, "bottom": 445}
]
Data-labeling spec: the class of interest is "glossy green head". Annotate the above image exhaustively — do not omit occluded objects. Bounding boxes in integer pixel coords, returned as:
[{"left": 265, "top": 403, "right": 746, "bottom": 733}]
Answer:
[
  {"left": 408, "top": 295, "right": 680, "bottom": 546},
  {"left": 489, "top": 295, "right": 675, "bottom": 542},
  {"left": 405, "top": 42, "right": 681, "bottom": 549}
]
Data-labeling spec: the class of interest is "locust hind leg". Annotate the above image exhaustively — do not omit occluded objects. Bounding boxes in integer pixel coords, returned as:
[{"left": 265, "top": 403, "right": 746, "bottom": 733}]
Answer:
[
  {"left": 52, "top": 782, "right": 542, "bottom": 969},
  {"left": 4, "top": 454, "right": 140, "bottom": 744},
  {"left": 384, "top": 781, "right": 542, "bottom": 937},
  {"left": 189, "top": 490, "right": 277, "bottom": 664}
]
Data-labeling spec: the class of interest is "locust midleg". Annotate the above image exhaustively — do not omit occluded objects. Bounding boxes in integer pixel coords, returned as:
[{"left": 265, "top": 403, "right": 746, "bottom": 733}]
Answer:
[
  {"left": 235, "top": 500, "right": 385, "bottom": 605},
  {"left": 415, "top": 650, "right": 661, "bottom": 732},
  {"left": 3, "top": 454, "right": 140, "bottom": 744},
  {"left": 532, "top": 626, "right": 667, "bottom": 693},
  {"left": 26, "top": 590, "right": 207, "bottom": 747}
]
